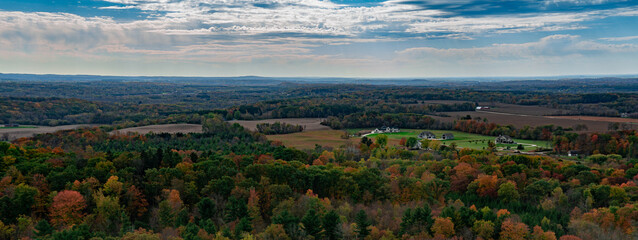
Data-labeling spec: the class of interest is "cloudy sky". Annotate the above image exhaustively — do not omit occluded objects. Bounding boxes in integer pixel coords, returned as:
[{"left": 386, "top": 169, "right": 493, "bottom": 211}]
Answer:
[{"left": 1, "top": 0, "right": 637, "bottom": 77}]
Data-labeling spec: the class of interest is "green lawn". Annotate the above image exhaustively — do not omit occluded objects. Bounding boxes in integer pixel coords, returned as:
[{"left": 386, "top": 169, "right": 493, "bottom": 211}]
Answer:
[{"left": 359, "top": 129, "right": 549, "bottom": 150}]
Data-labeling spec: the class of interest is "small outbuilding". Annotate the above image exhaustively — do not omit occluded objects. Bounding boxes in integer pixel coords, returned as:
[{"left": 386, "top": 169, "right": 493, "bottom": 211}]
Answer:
[
  {"left": 568, "top": 150, "right": 582, "bottom": 157},
  {"left": 441, "top": 133, "right": 454, "bottom": 140}
]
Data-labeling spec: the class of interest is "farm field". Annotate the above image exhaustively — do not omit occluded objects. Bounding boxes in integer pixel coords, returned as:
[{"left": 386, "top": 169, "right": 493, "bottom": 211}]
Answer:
[
  {"left": 365, "top": 129, "right": 549, "bottom": 150},
  {"left": 0, "top": 124, "right": 98, "bottom": 141},
  {"left": 228, "top": 118, "right": 329, "bottom": 131},
  {"left": 436, "top": 111, "right": 611, "bottom": 132},
  {"left": 476, "top": 102, "right": 565, "bottom": 116},
  {"left": 266, "top": 130, "right": 357, "bottom": 149},
  {"left": 548, "top": 115, "right": 638, "bottom": 124},
  {"left": 111, "top": 124, "right": 203, "bottom": 135}
]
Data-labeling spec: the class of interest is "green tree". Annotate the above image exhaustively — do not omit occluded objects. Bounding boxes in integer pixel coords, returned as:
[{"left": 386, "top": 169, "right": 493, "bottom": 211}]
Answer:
[
  {"left": 234, "top": 217, "right": 252, "bottom": 239},
  {"left": 354, "top": 210, "right": 371, "bottom": 239},
  {"left": 399, "top": 205, "right": 433, "bottom": 236},
  {"left": 34, "top": 219, "right": 53, "bottom": 237},
  {"left": 182, "top": 222, "right": 200, "bottom": 240},
  {"left": 322, "top": 210, "right": 341, "bottom": 240},
  {"left": 13, "top": 184, "right": 38, "bottom": 217},
  {"left": 198, "top": 197, "right": 216, "bottom": 220},
  {"left": 224, "top": 196, "right": 247, "bottom": 222},
  {"left": 272, "top": 210, "right": 299, "bottom": 237},
  {"left": 406, "top": 137, "right": 418, "bottom": 149},
  {"left": 498, "top": 182, "right": 520, "bottom": 203},
  {"left": 301, "top": 208, "right": 322, "bottom": 237},
  {"left": 159, "top": 200, "right": 175, "bottom": 228},
  {"left": 375, "top": 135, "right": 388, "bottom": 148}
]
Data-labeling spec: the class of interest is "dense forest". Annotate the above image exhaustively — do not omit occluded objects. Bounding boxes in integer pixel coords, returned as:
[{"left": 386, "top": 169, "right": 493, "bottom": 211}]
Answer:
[
  {"left": 1, "top": 114, "right": 638, "bottom": 239},
  {"left": 2, "top": 80, "right": 638, "bottom": 126}
]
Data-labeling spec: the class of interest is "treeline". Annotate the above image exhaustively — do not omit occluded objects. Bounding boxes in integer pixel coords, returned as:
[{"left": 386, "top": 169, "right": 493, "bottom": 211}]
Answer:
[
  {"left": 0, "top": 97, "right": 205, "bottom": 126},
  {"left": 321, "top": 112, "right": 452, "bottom": 130},
  {"left": 256, "top": 122, "right": 304, "bottom": 135},
  {"left": 552, "top": 130, "right": 638, "bottom": 157}
]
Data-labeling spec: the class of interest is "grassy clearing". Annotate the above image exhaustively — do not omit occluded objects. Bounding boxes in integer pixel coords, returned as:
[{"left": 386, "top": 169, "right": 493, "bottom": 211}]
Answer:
[
  {"left": 267, "top": 130, "right": 357, "bottom": 149},
  {"left": 364, "top": 129, "right": 549, "bottom": 150}
]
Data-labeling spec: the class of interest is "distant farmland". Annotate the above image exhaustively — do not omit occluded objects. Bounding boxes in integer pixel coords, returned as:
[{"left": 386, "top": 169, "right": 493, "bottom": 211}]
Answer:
[
  {"left": 548, "top": 115, "right": 638, "bottom": 124},
  {"left": 437, "top": 111, "right": 611, "bottom": 132},
  {"left": 267, "top": 130, "right": 356, "bottom": 149},
  {"left": 0, "top": 124, "right": 98, "bottom": 141},
  {"left": 365, "top": 129, "right": 549, "bottom": 150}
]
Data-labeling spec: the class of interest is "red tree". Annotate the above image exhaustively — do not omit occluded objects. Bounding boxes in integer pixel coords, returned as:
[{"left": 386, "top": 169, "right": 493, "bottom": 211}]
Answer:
[{"left": 50, "top": 190, "right": 87, "bottom": 227}]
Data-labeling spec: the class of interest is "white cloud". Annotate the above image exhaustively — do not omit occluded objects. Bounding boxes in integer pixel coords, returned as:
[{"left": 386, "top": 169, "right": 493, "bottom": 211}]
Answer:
[
  {"left": 397, "top": 34, "right": 638, "bottom": 60},
  {"left": 601, "top": 35, "right": 638, "bottom": 41}
]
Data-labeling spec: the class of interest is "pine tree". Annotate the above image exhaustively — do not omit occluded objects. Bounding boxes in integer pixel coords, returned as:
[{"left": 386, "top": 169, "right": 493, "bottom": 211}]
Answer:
[
  {"left": 354, "top": 210, "right": 371, "bottom": 239},
  {"left": 33, "top": 219, "right": 53, "bottom": 237},
  {"left": 301, "top": 208, "right": 322, "bottom": 237},
  {"left": 322, "top": 210, "right": 341, "bottom": 240},
  {"left": 198, "top": 197, "right": 216, "bottom": 220}
]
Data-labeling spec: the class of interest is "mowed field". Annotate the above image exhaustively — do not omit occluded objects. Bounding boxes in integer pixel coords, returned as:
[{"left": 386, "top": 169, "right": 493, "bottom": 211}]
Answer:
[
  {"left": 267, "top": 130, "right": 357, "bottom": 149},
  {"left": 365, "top": 129, "right": 549, "bottom": 150},
  {"left": 111, "top": 124, "right": 203, "bottom": 135},
  {"left": 228, "top": 118, "right": 329, "bottom": 131},
  {"left": 0, "top": 124, "right": 98, "bottom": 140}
]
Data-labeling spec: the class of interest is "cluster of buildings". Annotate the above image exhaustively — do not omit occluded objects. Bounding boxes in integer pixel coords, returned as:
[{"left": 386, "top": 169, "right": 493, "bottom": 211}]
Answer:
[
  {"left": 417, "top": 131, "right": 454, "bottom": 140},
  {"left": 371, "top": 126, "right": 400, "bottom": 134}
]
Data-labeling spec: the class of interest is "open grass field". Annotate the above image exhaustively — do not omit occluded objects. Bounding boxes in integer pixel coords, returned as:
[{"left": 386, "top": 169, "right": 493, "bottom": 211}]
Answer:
[
  {"left": 266, "top": 130, "right": 356, "bottom": 149},
  {"left": 365, "top": 129, "right": 549, "bottom": 150},
  {"left": 0, "top": 124, "right": 98, "bottom": 141},
  {"left": 228, "top": 118, "right": 329, "bottom": 131}
]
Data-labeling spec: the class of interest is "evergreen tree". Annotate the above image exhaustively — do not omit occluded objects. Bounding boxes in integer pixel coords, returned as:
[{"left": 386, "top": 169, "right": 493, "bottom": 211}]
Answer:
[
  {"left": 34, "top": 219, "right": 53, "bottom": 237},
  {"left": 354, "top": 210, "right": 371, "bottom": 239},
  {"left": 234, "top": 217, "right": 252, "bottom": 239},
  {"left": 301, "top": 208, "right": 322, "bottom": 237},
  {"left": 322, "top": 210, "right": 341, "bottom": 240},
  {"left": 197, "top": 197, "right": 216, "bottom": 220},
  {"left": 272, "top": 210, "right": 299, "bottom": 237}
]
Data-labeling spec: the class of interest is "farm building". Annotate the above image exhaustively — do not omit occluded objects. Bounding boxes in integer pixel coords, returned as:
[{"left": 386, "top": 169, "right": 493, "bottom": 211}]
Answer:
[
  {"left": 372, "top": 126, "right": 399, "bottom": 134},
  {"left": 418, "top": 131, "right": 436, "bottom": 140},
  {"left": 568, "top": 150, "right": 582, "bottom": 157},
  {"left": 441, "top": 133, "right": 454, "bottom": 140},
  {"left": 495, "top": 135, "right": 515, "bottom": 144}
]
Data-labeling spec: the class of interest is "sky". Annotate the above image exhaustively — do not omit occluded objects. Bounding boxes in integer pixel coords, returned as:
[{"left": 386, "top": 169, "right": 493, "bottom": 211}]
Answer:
[{"left": 0, "top": 0, "right": 638, "bottom": 78}]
